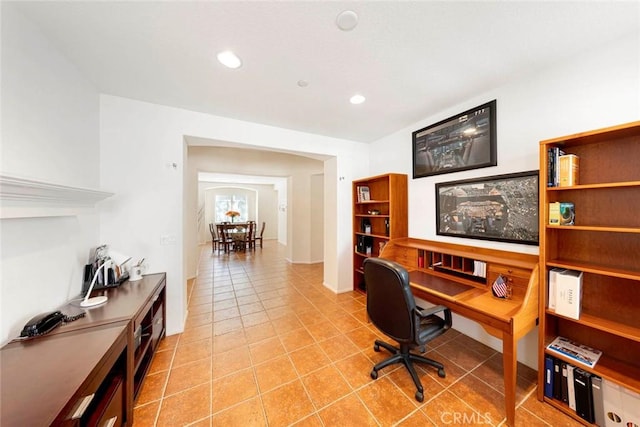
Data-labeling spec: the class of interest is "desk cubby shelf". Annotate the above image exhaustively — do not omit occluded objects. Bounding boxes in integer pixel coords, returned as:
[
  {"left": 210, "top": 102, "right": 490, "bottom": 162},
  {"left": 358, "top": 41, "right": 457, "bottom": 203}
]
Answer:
[{"left": 417, "top": 249, "right": 485, "bottom": 285}]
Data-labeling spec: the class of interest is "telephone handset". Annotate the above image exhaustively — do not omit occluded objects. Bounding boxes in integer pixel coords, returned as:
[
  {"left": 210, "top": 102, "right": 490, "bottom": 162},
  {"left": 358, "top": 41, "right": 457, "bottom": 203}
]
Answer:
[{"left": 19, "top": 311, "right": 85, "bottom": 338}]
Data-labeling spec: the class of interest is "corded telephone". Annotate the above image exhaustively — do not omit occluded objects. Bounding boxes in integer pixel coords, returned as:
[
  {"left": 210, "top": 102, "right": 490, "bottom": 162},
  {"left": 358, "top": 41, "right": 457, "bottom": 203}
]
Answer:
[{"left": 19, "top": 311, "right": 85, "bottom": 338}]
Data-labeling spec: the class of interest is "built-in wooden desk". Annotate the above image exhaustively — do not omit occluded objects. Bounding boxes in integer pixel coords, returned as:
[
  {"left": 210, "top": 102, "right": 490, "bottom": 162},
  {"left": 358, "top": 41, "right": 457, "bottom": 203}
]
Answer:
[
  {"left": 1, "top": 322, "right": 128, "bottom": 426},
  {"left": 0, "top": 273, "right": 166, "bottom": 426},
  {"left": 379, "top": 238, "right": 539, "bottom": 427}
]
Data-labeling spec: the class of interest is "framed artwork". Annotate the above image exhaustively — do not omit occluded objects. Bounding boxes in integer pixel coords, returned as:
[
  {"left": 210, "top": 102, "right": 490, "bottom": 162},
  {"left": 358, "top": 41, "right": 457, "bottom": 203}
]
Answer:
[
  {"left": 435, "top": 170, "right": 539, "bottom": 245},
  {"left": 413, "top": 100, "right": 497, "bottom": 178}
]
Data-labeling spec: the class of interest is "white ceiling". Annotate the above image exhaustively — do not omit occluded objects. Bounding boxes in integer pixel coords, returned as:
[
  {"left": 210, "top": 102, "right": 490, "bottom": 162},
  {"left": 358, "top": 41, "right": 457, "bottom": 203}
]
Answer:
[{"left": 11, "top": 1, "right": 639, "bottom": 143}]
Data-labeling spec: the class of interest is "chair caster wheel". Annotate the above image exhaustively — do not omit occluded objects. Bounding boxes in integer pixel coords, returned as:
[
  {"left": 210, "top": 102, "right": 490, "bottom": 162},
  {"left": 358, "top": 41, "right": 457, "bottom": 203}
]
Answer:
[
  {"left": 370, "top": 370, "right": 378, "bottom": 380},
  {"left": 373, "top": 343, "right": 380, "bottom": 352},
  {"left": 438, "top": 368, "right": 446, "bottom": 378},
  {"left": 415, "top": 391, "right": 424, "bottom": 402}
]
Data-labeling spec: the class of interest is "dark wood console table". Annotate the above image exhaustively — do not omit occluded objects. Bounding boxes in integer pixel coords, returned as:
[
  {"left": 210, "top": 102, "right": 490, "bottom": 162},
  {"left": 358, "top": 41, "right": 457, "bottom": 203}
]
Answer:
[
  {"left": 0, "top": 273, "right": 166, "bottom": 426},
  {"left": 379, "top": 238, "right": 538, "bottom": 427}
]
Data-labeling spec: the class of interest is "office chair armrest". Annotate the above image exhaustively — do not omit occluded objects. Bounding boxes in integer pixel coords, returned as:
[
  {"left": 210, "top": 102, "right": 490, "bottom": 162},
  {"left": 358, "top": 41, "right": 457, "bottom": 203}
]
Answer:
[
  {"left": 415, "top": 305, "right": 448, "bottom": 317},
  {"left": 415, "top": 305, "right": 452, "bottom": 326}
]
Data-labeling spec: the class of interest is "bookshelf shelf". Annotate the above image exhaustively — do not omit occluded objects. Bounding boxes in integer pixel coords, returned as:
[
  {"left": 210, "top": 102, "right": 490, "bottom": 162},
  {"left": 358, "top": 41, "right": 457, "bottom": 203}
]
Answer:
[
  {"left": 546, "top": 224, "right": 640, "bottom": 233},
  {"left": 355, "top": 199, "right": 390, "bottom": 204},
  {"left": 547, "top": 258, "right": 640, "bottom": 280},
  {"left": 545, "top": 310, "right": 640, "bottom": 343},
  {"left": 543, "top": 348, "right": 640, "bottom": 395},
  {"left": 547, "top": 181, "right": 640, "bottom": 190},
  {"left": 354, "top": 232, "right": 390, "bottom": 240},
  {"left": 352, "top": 173, "right": 407, "bottom": 293},
  {"left": 538, "top": 121, "right": 640, "bottom": 420}
]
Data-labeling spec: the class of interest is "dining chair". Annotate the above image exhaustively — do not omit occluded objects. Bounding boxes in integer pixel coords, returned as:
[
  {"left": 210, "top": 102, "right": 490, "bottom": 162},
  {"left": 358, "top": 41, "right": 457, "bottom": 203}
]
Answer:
[
  {"left": 216, "top": 223, "right": 233, "bottom": 253},
  {"left": 254, "top": 221, "right": 265, "bottom": 248},
  {"left": 244, "top": 221, "right": 256, "bottom": 250},
  {"left": 208, "top": 223, "right": 220, "bottom": 252}
]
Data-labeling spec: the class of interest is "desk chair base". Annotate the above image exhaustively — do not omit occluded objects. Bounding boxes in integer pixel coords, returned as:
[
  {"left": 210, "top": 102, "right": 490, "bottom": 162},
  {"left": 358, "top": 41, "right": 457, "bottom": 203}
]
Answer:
[{"left": 370, "top": 339, "right": 445, "bottom": 402}]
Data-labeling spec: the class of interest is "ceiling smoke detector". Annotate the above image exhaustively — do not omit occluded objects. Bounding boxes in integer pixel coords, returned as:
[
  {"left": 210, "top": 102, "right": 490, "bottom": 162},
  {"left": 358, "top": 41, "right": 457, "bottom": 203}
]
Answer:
[{"left": 336, "top": 10, "right": 358, "bottom": 31}]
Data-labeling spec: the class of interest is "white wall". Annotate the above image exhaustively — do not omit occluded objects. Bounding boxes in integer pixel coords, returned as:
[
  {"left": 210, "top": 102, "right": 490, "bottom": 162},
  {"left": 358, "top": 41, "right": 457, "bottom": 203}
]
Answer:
[
  {"left": 310, "top": 174, "right": 324, "bottom": 263},
  {"left": 369, "top": 32, "right": 640, "bottom": 369},
  {"left": 100, "top": 95, "right": 368, "bottom": 336},
  {"left": 0, "top": 4, "right": 101, "bottom": 343}
]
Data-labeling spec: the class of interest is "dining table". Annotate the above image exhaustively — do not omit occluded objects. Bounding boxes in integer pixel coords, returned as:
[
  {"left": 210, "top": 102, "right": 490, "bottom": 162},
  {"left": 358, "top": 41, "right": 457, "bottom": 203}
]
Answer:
[{"left": 217, "top": 222, "right": 248, "bottom": 251}]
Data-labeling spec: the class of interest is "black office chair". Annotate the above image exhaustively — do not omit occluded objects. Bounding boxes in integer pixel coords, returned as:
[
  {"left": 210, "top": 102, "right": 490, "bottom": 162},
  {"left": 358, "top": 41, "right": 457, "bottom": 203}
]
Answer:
[{"left": 363, "top": 257, "right": 452, "bottom": 402}]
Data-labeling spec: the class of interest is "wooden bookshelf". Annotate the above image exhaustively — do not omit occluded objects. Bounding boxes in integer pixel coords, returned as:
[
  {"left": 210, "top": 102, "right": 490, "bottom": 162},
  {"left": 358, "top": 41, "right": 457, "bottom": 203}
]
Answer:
[
  {"left": 537, "top": 122, "right": 640, "bottom": 421},
  {"left": 352, "top": 173, "right": 407, "bottom": 292}
]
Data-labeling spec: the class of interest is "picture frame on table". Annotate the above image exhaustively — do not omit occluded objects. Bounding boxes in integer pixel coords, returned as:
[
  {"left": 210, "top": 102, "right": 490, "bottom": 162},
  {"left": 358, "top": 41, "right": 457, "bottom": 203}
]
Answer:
[
  {"left": 413, "top": 100, "right": 497, "bottom": 178},
  {"left": 435, "top": 170, "right": 539, "bottom": 245}
]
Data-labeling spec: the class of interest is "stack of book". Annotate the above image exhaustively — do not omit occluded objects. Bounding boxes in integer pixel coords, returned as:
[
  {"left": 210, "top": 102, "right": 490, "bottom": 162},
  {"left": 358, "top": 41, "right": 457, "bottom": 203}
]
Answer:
[
  {"left": 547, "top": 336, "right": 602, "bottom": 368},
  {"left": 547, "top": 148, "right": 580, "bottom": 187},
  {"left": 547, "top": 147, "right": 565, "bottom": 187}
]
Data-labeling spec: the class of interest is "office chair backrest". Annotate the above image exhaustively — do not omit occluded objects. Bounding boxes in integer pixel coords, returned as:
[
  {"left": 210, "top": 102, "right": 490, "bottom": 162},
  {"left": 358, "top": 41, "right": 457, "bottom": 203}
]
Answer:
[{"left": 363, "top": 257, "right": 416, "bottom": 344}]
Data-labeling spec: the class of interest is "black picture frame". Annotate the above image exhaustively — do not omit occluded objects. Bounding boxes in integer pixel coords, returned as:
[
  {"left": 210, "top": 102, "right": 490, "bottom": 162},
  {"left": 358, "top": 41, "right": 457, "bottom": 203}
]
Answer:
[
  {"left": 413, "top": 100, "right": 497, "bottom": 178},
  {"left": 435, "top": 170, "right": 539, "bottom": 245}
]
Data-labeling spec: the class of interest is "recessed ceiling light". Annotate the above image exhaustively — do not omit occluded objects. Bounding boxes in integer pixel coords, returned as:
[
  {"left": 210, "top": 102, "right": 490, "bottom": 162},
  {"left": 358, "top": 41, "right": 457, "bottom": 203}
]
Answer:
[
  {"left": 217, "top": 50, "right": 242, "bottom": 69},
  {"left": 336, "top": 10, "right": 358, "bottom": 31},
  {"left": 350, "top": 94, "right": 366, "bottom": 105}
]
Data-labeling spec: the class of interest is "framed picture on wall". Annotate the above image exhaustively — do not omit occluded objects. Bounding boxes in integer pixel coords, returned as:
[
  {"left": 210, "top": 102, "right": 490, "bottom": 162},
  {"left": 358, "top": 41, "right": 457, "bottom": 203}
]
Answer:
[
  {"left": 435, "top": 170, "right": 539, "bottom": 245},
  {"left": 413, "top": 100, "right": 497, "bottom": 178}
]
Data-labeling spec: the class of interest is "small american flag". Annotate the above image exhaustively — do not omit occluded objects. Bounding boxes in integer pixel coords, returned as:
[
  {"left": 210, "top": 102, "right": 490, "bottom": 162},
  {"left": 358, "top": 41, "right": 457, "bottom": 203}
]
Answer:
[{"left": 492, "top": 275, "right": 508, "bottom": 298}]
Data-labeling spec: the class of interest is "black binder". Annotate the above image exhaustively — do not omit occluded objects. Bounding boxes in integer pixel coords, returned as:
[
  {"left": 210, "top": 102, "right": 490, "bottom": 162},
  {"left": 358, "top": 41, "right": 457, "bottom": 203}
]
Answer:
[
  {"left": 553, "top": 358, "right": 563, "bottom": 400},
  {"left": 574, "top": 368, "right": 594, "bottom": 423},
  {"left": 561, "top": 362, "right": 569, "bottom": 403}
]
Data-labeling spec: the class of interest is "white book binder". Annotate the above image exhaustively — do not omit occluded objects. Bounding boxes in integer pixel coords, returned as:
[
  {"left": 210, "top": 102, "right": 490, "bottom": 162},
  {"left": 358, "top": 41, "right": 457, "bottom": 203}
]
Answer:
[
  {"left": 567, "top": 364, "right": 576, "bottom": 410},
  {"left": 555, "top": 269, "right": 583, "bottom": 319},
  {"left": 548, "top": 268, "right": 566, "bottom": 310}
]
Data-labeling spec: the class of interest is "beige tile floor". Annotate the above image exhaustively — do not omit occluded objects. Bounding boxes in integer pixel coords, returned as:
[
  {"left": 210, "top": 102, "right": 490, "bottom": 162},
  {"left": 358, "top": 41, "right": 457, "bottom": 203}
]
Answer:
[{"left": 132, "top": 241, "right": 582, "bottom": 426}]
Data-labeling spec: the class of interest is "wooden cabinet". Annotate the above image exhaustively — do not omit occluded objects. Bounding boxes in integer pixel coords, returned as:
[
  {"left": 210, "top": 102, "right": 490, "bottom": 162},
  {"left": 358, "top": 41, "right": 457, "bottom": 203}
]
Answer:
[
  {"left": 537, "top": 122, "right": 640, "bottom": 421},
  {"left": 0, "top": 322, "right": 128, "bottom": 426},
  {"left": 132, "top": 281, "right": 166, "bottom": 400},
  {"left": 352, "top": 173, "right": 408, "bottom": 292},
  {"left": 0, "top": 273, "right": 167, "bottom": 426}
]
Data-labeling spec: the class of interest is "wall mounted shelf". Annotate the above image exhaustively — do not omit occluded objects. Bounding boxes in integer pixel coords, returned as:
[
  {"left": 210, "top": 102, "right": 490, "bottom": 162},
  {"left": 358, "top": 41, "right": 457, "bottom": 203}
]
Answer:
[{"left": 0, "top": 174, "right": 113, "bottom": 219}]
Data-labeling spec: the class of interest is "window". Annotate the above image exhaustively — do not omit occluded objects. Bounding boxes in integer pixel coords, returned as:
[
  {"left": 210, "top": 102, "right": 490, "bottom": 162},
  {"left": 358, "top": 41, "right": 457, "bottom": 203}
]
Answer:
[{"left": 215, "top": 195, "right": 247, "bottom": 222}]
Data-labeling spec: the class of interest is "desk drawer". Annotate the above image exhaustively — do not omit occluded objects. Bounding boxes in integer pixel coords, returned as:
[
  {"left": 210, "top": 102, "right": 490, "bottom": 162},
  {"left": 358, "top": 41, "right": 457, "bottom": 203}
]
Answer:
[
  {"left": 87, "top": 375, "right": 124, "bottom": 427},
  {"left": 489, "top": 264, "right": 530, "bottom": 280},
  {"left": 391, "top": 247, "right": 417, "bottom": 268}
]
